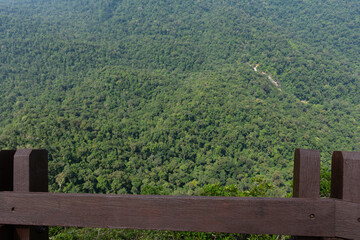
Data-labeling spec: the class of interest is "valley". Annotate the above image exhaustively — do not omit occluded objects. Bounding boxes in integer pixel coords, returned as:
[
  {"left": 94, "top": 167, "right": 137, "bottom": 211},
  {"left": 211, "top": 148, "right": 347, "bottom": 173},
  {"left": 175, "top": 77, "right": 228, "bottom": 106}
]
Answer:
[{"left": 0, "top": 0, "right": 358, "bottom": 213}]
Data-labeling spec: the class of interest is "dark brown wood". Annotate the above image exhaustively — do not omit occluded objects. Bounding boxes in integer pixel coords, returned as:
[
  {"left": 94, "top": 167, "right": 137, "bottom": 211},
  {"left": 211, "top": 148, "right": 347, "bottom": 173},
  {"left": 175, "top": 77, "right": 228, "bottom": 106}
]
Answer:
[
  {"left": 0, "top": 225, "right": 12, "bottom": 239},
  {"left": 335, "top": 200, "right": 360, "bottom": 240},
  {"left": 0, "top": 148, "right": 359, "bottom": 238},
  {"left": 14, "top": 226, "right": 30, "bottom": 240},
  {"left": 0, "top": 192, "right": 336, "bottom": 237},
  {"left": 13, "top": 149, "right": 48, "bottom": 240},
  {"left": 0, "top": 150, "right": 15, "bottom": 239},
  {"left": 331, "top": 151, "right": 360, "bottom": 240},
  {"left": 14, "top": 149, "right": 48, "bottom": 193},
  {"left": 0, "top": 150, "right": 16, "bottom": 191},
  {"left": 331, "top": 151, "right": 360, "bottom": 202},
  {"left": 293, "top": 149, "right": 321, "bottom": 198},
  {"left": 293, "top": 149, "right": 322, "bottom": 240}
]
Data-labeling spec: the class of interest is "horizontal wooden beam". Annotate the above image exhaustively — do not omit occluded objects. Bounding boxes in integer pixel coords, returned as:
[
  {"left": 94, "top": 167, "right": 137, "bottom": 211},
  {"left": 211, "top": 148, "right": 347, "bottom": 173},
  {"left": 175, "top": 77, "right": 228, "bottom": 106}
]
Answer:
[
  {"left": 335, "top": 200, "right": 360, "bottom": 240},
  {"left": 0, "top": 192, "right": 340, "bottom": 237}
]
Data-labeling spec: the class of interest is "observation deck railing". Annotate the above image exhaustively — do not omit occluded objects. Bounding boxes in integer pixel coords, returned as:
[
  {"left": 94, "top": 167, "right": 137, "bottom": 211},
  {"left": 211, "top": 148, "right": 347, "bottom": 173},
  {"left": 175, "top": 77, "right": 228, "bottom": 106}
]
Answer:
[{"left": 0, "top": 149, "right": 359, "bottom": 239}]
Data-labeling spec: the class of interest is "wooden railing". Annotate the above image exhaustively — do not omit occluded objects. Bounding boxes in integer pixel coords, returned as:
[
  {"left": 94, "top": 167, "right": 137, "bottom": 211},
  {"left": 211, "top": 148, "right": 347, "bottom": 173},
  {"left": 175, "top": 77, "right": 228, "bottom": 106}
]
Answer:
[{"left": 0, "top": 149, "right": 359, "bottom": 239}]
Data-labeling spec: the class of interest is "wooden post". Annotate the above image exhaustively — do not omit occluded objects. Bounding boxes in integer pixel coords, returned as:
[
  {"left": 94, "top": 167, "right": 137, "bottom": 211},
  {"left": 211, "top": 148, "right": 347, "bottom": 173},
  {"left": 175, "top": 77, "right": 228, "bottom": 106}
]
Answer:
[
  {"left": 0, "top": 225, "right": 12, "bottom": 239},
  {"left": 13, "top": 149, "right": 49, "bottom": 240},
  {"left": 293, "top": 148, "right": 322, "bottom": 240},
  {"left": 0, "top": 150, "right": 16, "bottom": 191},
  {"left": 331, "top": 151, "right": 360, "bottom": 240},
  {"left": 293, "top": 149, "right": 321, "bottom": 198},
  {"left": 0, "top": 150, "right": 16, "bottom": 239},
  {"left": 331, "top": 151, "right": 360, "bottom": 202}
]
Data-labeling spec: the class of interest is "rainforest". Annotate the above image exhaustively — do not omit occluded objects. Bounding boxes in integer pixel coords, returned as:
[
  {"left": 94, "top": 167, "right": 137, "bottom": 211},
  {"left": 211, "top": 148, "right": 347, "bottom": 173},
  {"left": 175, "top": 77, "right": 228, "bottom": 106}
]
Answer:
[{"left": 0, "top": 0, "right": 359, "bottom": 238}]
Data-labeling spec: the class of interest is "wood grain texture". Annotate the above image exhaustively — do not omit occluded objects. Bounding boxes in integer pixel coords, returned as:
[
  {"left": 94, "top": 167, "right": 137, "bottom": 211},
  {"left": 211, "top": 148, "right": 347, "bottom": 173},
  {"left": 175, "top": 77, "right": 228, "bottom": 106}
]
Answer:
[
  {"left": 14, "top": 226, "right": 30, "bottom": 240},
  {"left": 293, "top": 149, "right": 322, "bottom": 240},
  {"left": 14, "top": 149, "right": 48, "bottom": 192},
  {"left": 0, "top": 192, "right": 336, "bottom": 237},
  {"left": 293, "top": 149, "right": 321, "bottom": 198},
  {"left": 13, "top": 149, "right": 49, "bottom": 240},
  {"left": 335, "top": 201, "right": 360, "bottom": 240},
  {"left": 331, "top": 151, "right": 360, "bottom": 240},
  {"left": 331, "top": 151, "right": 360, "bottom": 203}
]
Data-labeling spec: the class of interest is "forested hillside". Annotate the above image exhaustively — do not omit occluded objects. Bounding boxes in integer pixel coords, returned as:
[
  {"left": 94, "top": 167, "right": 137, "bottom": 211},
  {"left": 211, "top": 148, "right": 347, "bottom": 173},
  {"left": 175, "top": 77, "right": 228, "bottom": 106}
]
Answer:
[{"left": 0, "top": 0, "right": 359, "bottom": 200}]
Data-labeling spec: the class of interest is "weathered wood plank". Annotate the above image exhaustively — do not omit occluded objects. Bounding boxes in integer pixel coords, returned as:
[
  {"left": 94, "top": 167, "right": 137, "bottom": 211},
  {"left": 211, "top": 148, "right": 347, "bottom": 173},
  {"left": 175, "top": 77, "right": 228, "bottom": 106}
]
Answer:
[
  {"left": 14, "top": 149, "right": 48, "bottom": 193},
  {"left": 331, "top": 151, "right": 360, "bottom": 240},
  {"left": 293, "top": 149, "right": 322, "bottom": 240},
  {"left": 331, "top": 151, "right": 360, "bottom": 202},
  {"left": 0, "top": 192, "right": 336, "bottom": 237},
  {"left": 13, "top": 149, "right": 48, "bottom": 240},
  {"left": 335, "top": 201, "right": 360, "bottom": 240},
  {"left": 293, "top": 148, "right": 321, "bottom": 198}
]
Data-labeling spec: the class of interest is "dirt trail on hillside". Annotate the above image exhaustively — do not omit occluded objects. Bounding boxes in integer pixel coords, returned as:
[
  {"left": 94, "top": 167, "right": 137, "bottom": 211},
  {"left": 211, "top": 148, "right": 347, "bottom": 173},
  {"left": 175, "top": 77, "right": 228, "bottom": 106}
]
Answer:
[{"left": 252, "top": 64, "right": 281, "bottom": 89}]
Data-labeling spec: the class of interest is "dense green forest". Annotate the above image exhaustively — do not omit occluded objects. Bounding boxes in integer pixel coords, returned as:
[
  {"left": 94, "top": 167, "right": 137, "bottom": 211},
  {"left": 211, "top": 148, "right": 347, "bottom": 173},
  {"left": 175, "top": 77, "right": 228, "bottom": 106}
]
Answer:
[{"left": 0, "top": 0, "right": 359, "bottom": 238}]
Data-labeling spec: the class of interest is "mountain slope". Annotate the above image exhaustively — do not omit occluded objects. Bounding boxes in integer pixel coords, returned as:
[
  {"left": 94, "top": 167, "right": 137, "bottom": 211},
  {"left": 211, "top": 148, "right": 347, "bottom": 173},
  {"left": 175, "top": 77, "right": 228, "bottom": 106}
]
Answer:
[{"left": 0, "top": 0, "right": 358, "bottom": 195}]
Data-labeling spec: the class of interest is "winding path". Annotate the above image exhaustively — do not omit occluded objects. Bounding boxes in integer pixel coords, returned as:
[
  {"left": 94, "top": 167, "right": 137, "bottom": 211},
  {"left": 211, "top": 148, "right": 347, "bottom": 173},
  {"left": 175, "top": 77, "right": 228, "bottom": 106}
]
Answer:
[{"left": 251, "top": 64, "right": 281, "bottom": 89}]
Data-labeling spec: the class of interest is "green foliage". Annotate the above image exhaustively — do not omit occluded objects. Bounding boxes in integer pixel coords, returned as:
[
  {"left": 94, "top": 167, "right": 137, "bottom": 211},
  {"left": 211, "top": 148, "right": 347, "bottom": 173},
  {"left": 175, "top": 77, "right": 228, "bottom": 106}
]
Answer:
[
  {"left": 241, "top": 178, "right": 274, "bottom": 197},
  {"left": 0, "top": 0, "right": 359, "bottom": 197},
  {"left": 50, "top": 227, "right": 249, "bottom": 240},
  {"left": 201, "top": 178, "right": 273, "bottom": 197},
  {"left": 202, "top": 183, "right": 241, "bottom": 197},
  {"left": 320, "top": 167, "right": 331, "bottom": 198},
  {"left": 0, "top": 0, "right": 358, "bottom": 238}
]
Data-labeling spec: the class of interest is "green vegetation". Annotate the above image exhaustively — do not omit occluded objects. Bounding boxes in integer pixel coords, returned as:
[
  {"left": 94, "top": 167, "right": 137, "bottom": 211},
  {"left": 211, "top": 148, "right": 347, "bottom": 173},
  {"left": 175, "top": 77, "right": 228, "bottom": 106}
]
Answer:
[{"left": 0, "top": 0, "right": 358, "bottom": 238}]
